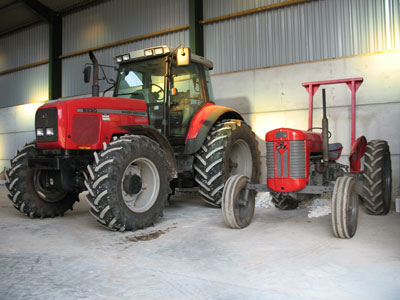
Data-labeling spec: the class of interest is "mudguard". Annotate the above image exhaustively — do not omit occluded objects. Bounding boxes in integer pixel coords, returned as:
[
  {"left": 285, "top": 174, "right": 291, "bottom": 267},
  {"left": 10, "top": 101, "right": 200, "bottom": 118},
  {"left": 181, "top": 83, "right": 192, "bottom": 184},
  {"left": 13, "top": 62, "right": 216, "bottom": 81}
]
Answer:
[
  {"left": 119, "top": 125, "right": 177, "bottom": 178},
  {"left": 184, "top": 104, "right": 243, "bottom": 154},
  {"left": 349, "top": 136, "right": 367, "bottom": 173}
]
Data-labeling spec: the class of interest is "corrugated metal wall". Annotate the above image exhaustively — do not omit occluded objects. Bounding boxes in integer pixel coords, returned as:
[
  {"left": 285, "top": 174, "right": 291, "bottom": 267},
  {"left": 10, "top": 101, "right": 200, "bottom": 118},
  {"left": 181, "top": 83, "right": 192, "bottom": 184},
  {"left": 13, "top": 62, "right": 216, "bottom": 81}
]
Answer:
[
  {"left": 0, "top": 24, "right": 49, "bottom": 107},
  {"left": 0, "top": 23, "right": 48, "bottom": 72},
  {"left": 61, "top": 0, "right": 189, "bottom": 96},
  {"left": 204, "top": 0, "right": 400, "bottom": 74}
]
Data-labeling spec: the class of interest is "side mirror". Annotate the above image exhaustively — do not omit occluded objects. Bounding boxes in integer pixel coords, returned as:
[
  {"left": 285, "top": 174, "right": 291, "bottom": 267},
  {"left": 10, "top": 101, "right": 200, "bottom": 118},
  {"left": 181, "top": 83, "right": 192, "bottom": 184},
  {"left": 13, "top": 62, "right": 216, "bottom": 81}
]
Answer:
[
  {"left": 83, "top": 66, "right": 91, "bottom": 83},
  {"left": 177, "top": 47, "right": 191, "bottom": 66}
]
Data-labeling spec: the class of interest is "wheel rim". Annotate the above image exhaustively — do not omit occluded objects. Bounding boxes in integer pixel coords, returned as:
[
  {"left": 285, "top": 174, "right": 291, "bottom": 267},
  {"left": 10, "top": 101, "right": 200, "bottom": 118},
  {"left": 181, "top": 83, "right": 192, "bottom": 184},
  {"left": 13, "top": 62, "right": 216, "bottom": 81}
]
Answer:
[
  {"left": 346, "top": 186, "right": 358, "bottom": 236},
  {"left": 121, "top": 157, "right": 160, "bottom": 213},
  {"left": 236, "top": 186, "right": 254, "bottom": 223},
  {"left": 229, "top": 139, "right": 252, "bottom": 177},
  {"left": 33, "top": 170, "right": 67, "bottom": 202}
]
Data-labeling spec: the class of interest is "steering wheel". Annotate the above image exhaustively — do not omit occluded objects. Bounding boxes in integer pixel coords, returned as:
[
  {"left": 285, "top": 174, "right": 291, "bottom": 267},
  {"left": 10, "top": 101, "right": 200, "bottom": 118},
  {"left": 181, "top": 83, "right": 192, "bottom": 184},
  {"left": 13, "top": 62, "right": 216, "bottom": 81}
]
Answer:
[
  {"left": 151, "top": 84, "right": 164, "bottom": 101},
  {"left": 308, "top": 127, "right": 332, "bottom": 138}
]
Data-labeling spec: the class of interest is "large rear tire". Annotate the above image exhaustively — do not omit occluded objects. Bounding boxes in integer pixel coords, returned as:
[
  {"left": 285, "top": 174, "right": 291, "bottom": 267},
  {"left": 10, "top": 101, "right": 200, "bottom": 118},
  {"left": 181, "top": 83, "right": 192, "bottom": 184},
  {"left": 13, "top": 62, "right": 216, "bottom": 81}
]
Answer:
[
  {"left": 194, "top": 120, "right": 260, "bottom": 207},
  {"left": 332, "top": 176, "right": 359, "bottom": 239},
  {"left": 84, "top": 135, "right": 171, "bottom": 231},
  {"left": 5, "top": 142, "right": 78, "bottom": 218},
  {"left": 362, "top": 140, "right": 392, "bottom": 215},
  {"left": 222, "top": 175, "right": 255, "bottom": 229}
]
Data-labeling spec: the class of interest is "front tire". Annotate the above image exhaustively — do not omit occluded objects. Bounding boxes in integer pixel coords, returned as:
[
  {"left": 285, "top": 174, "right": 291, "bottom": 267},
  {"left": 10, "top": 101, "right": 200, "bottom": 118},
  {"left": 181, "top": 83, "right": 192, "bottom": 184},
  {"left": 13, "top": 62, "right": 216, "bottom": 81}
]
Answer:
[
  {"left": 5, "top": 142, "right": 78, "bottom": 218},
  {"left": 332, "top": 176, "right": 359, "bottom": 239},
  {"left": 194, "top": 120, "right": 260, "bottom": 207},
  {"left": 84, "top": 135, "right": 171, "bottom": 231},
  {"left": 222, "top": 175, "right": 255, "bottom": 229},
  {"left": 362, "top": 140, "right": 392, "bottom": 215}
]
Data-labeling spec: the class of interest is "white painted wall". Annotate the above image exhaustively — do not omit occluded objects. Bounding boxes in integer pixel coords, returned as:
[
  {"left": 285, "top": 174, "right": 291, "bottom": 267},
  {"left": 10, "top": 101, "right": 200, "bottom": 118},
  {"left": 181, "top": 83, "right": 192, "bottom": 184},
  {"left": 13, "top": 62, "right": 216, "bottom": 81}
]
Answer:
[{"left": 212, "top": 51, "right": 400, "bottom": 197}]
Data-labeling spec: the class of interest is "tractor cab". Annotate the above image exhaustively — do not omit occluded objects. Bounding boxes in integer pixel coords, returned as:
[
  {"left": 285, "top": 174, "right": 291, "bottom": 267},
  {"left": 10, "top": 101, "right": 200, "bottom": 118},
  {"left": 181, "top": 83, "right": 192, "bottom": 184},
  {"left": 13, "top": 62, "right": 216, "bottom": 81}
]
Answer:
[{"left": 114, "top": 46, "right": 214, "bottom": 144}]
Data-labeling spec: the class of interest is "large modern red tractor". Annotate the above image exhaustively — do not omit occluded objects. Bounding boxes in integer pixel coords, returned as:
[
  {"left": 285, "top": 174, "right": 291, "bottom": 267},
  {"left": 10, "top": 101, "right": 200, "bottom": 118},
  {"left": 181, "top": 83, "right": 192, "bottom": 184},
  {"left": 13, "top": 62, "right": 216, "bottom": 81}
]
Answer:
[
  {"left": 5, "top": 46, "right": 260, "bottom": 231},
  {"left": 222, "top": 78, "right": 392, "bottom": 239}
]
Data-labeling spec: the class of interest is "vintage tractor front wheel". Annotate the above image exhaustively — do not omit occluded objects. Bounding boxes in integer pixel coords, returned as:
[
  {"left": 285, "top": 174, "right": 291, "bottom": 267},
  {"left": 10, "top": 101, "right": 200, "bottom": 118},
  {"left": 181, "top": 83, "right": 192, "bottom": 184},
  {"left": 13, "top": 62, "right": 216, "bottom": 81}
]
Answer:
[
  {"left": 332, "top": 176, "right": 359, "bottom": 239},
  {"left": 195, "top": 120, "right": 260, "bottom": 207},
  {"left": 222, "top": 175, "right": 255, "bottom": 229},
  {"left": 362, "top": 140, "right": 392, "bottom": 215},
  {"left": 85, "top": 135, "right": 170, "bottom": 231},
  {"left": 5, "top": 142, "right": 78, "bottom": 218}
]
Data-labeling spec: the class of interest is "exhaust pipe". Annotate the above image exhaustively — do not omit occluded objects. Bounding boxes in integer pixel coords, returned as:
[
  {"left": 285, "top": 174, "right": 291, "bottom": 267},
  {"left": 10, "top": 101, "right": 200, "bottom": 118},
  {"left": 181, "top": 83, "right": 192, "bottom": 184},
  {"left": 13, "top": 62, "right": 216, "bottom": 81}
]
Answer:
[
  {"left": 322, "top": 89, "right": 329, "bottom": 165},
  {"left": 89, "top": 51, "right": 99, "bottom": 97}
]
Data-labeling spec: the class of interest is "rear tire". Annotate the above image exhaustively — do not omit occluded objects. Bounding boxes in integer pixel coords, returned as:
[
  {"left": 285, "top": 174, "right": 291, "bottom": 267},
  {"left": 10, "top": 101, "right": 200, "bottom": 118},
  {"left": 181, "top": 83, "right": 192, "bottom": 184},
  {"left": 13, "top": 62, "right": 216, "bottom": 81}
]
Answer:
[
  {"left": 332, "top": 176, "right": 359, "bottom": 239},
  {"left": 222, "top": 175, "right": 255, "bottom": 229},
  {"left": 5, "top": 142, "right": 78, "bottom": 218},
  {"left": 362, "top": 140, "right": 392, "bottom": 215},
  {"left": 271, "top": 193, "right": 299, "bottom": 210},
  {"left": 194, "top": 120, "right": 260, "bottom": 207},
  {"left": 84, "top": 135, "right": 171, "bottom": 231}
]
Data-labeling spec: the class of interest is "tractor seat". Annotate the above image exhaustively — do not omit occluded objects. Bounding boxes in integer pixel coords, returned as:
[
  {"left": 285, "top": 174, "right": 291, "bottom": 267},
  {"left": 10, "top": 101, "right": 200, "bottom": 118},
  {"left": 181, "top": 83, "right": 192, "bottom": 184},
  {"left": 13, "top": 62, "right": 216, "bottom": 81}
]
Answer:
[{"left": 328, "top": 143, "right": 343, "bottom": 160}]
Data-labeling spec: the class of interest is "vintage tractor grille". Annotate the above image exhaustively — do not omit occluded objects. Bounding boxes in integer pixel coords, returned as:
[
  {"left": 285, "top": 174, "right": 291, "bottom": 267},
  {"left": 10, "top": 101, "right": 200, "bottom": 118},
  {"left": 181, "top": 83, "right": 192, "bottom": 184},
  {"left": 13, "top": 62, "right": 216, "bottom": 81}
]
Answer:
[
  {"left": 266, "top": 140, "right": 305, "bottom": 178},
  {"left": 289, "top": 140, "right": 306, "bottom": 178}
]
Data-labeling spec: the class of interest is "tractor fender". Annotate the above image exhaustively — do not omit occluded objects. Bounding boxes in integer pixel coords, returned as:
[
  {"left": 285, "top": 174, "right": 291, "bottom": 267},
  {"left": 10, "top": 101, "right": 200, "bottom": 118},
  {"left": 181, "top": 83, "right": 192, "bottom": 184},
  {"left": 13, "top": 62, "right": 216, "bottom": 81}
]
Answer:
[
  {"left": 184, "top": 104, "right": 243, "bottom": 154},
  {"left": 119, "top": 125, "right": 178, "bottom": 178},
  {"left": 349, "top": 135, "right": 367, "bottom": 173}
]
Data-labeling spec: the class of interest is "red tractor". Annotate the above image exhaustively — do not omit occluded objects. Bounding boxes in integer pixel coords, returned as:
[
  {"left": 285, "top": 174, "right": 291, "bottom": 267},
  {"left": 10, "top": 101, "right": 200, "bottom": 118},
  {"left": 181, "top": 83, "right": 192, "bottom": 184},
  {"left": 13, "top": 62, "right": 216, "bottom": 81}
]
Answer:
[
  {"left": 5, "top": 46, "right": 260, "bottom": 231},
  {"left": 222, "top": 78, "right": 392, "bottom": 239}
]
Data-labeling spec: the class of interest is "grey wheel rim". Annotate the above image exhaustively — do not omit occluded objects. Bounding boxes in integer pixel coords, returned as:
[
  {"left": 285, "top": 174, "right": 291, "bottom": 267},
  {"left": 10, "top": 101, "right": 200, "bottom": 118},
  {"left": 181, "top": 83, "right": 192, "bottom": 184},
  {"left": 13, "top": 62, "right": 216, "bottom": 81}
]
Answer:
[
  {"left": 229, "top": 139, "right": 252, "bottom": 177},
  {"left": 347, "top": 185, "right": 358, "bottom": 236},
  {"left": 121, "top": 157, "right": 160, "bottom": 213}
]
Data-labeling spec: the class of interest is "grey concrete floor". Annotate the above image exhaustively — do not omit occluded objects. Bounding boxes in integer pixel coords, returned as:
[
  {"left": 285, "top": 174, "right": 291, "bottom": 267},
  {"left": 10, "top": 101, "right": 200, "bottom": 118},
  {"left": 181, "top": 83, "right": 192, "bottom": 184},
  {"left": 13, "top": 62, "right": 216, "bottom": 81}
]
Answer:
[{"left": 0, "top": 185, "right": 399, "bottom": 300}]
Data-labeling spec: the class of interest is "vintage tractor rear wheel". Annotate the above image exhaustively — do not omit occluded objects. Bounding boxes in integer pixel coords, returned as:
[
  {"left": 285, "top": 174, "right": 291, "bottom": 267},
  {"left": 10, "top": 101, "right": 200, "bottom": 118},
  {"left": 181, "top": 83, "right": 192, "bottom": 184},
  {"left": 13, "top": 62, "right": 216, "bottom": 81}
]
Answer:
[
  {"left": 194, "top": 120, "right": 260, "bottom": 207},
  {"left": 5, "top": 142, "right": 78, "bottom": 218},
  {"left": 222, "top": 174, "right": 255, "bottom": 229},
  {"left": 331, "top": 176, "right": 359, "bottom": 239},
  {"left": 84, "top": 135, "right": 170, "bottom": 231},
  {"left": 362, "top": 140, "right": 392, "bottom": 215},
  {"left": 271, "top": 193, "right": 300, "bottom": 210}
]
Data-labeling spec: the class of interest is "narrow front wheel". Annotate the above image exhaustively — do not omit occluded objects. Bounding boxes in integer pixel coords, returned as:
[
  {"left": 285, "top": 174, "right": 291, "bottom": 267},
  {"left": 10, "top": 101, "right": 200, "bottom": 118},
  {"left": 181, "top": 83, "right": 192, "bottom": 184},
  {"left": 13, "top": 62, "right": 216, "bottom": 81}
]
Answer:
[{"left": 222, "top": 175, "right": 255, "bottom": 229}]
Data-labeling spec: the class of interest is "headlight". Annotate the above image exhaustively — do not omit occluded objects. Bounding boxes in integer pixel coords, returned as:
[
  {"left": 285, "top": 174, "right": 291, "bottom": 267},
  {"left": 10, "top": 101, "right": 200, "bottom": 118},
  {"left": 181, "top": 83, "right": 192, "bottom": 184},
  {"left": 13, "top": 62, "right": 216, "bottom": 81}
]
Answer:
[
  {"left": 122, "top": 54, "right": 130, "bottom": 61},
  {"left": 154, "top": 47, "right": 164, "bottom": 55},
  {"left": 36, "top": 128, "right": 44, "bottom": 136},
  {"left": 46, "top": 128, "right": 55, "bottom": 136},
  {"left": 116, "top": 56, "right": 123, "bottom": 63}
]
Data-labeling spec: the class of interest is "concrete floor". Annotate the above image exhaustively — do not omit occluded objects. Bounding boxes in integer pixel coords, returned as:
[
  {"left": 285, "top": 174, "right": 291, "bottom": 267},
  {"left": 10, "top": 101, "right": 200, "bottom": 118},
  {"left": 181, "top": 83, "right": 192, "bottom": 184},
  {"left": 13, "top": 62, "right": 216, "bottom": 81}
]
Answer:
[{"left": 0, "top": 184, "right": 399, "bottom": 300}]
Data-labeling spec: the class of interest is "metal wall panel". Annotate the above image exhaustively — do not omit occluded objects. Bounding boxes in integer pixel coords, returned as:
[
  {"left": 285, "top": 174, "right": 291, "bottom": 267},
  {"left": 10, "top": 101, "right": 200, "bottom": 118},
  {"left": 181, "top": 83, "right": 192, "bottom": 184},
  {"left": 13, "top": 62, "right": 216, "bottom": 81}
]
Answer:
[
  {"left": 203, "top": 0, "right": 287, "bottom": 19},
  {"left": 63, "top": 0, "right": 188, "bottom": 54},
  {"left": 0, "top": 64, "right": 48, "bottom": 108},
  {"left": 204, "top": 0, "right": 400, "bottom": 74},
  {"left": 0, "top": 23, "right": 48, "bottom": 72},
  {"left": 62, "top": 30, "right": 189, "bottom": 97}
]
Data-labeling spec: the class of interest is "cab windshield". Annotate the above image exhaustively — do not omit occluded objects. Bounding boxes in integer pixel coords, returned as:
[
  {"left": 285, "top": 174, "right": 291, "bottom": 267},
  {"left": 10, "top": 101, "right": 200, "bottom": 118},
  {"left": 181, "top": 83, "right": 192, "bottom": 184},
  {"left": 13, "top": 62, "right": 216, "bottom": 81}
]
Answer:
[{"left": 115, "top": 57, "right": 208, "bottom": 136}]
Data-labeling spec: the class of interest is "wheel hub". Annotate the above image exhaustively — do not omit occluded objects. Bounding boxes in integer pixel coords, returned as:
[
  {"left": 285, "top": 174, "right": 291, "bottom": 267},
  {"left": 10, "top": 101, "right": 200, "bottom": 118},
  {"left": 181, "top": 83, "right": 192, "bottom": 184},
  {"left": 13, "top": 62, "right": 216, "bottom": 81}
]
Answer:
[{"left": 123, "top": 174, "right": 142, "bottom": 195}]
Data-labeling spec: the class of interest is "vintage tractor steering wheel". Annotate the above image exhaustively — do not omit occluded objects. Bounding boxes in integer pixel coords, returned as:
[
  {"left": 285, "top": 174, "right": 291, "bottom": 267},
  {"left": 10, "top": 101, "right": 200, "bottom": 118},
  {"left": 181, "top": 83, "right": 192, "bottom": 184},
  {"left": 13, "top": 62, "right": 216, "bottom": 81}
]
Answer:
[
  {"left": 151, "top": 84, "right": 164, "bottom": 101},
  {"left": 308, "top": 127, "right": 332, "bottom": 138}
]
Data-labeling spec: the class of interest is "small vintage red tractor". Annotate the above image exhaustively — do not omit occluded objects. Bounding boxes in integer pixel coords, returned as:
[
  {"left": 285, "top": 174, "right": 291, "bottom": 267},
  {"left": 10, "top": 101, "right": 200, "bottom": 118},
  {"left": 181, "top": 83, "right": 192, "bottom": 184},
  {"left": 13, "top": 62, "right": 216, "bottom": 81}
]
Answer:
[
  {"left": 222, "top": 78, "right": 392, "bottom": 239},
  {"left": 5, "top": 46, "right": 260, "bottom": 231}
]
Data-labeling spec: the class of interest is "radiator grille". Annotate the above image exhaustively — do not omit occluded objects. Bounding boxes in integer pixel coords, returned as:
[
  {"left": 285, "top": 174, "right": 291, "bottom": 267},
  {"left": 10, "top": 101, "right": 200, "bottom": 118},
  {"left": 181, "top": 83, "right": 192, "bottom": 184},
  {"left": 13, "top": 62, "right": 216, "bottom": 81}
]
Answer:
[
  {"left": 266, "top": 140, "right": 306, "bottom": 179},
  {"left": 72, "top": 115, "right": 101, "bottom": 145},
  {"left": 289, "top": 140, "right": 306, "bottom": 178},
  {"left": 266, "top": 142, "right": 275, "bottom": 178}
]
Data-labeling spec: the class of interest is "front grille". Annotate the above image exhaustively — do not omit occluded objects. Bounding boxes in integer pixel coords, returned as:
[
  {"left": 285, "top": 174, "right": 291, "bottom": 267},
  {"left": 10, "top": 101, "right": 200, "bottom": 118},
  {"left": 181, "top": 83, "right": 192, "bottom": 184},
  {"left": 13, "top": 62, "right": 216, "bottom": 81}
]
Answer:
[
  {"left": 289, "top": 140, "right": 306, "bottom": 178},
  {"left": 266, "top": 140, "right": 306, "bottom": 179},
  {"left": 266, "top": 142, "right": 275, "bottom": 178},
  {"left": 35, "top": 108, "right": 58, "bottom": 142},
  {"left": 72, "top": 115, "right": 100, "bottom": 145}
]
